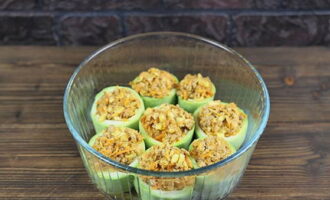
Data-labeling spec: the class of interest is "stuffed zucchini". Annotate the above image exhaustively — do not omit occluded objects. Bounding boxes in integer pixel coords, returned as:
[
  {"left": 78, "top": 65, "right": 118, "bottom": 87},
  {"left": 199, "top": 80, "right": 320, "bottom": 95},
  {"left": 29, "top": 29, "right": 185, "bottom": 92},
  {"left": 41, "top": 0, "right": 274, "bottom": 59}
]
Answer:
[
  {"left": 88, "top": 125, "right": 145, "bottom": 194},
  {"left": 189, "top": 136, "right": 236, "bottom": 168},
  {"left": 90, "top": 86, "right": 144, "bottom": 133},
  {"left": 194, "top": 100, "right": 248, "bottom": 150},
  {"left": 134, "top": 144, "right": 195, "bottom": 200},
  {"left": 177, "top": 73, "right": 216, "bottom": 113},
  {"left": 189, "top": 136, "right": 236, "bottom": 200},
  {"left": 139, "top": 104, "right": 195, "bottom": 149},
  {"left": 129, "top": 68, "right": 178, "bottom": 108}
]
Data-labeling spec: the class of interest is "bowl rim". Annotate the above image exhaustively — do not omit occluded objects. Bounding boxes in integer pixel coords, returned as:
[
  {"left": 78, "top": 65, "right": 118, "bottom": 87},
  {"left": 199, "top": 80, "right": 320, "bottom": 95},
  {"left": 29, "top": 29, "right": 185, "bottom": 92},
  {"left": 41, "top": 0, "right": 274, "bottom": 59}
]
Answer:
[{"left": 63, "top": 31, "right": 270, "bottom": 177}]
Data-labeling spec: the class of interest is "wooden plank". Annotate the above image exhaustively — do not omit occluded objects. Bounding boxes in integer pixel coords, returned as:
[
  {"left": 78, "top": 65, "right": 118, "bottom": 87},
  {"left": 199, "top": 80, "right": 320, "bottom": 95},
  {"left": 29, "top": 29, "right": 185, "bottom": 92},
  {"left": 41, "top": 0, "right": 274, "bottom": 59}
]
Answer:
[
  {"left": 0, "top": 46, "right": 329, "bottom": 199},
  {"left": 229, "top": 121, "right": 330, "bottom": 200}
]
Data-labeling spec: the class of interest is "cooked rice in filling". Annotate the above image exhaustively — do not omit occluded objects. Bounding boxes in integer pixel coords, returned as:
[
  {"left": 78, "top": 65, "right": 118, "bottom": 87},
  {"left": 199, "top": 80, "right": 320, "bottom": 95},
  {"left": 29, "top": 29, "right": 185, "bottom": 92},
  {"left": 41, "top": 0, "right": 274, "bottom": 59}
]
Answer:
[
  {"left": 198, "top": 100, "right": 247, "bottom": 137},
  {"left": 139, "top": 144, "right": 194, "bottom": 190},
  {"left": 92, "top": 125, "right": 144, "bottom": 165},
  {"left": 177, "top": 73, "right": 214, "bottom": 100},
  {"left": 96, "top": 87, "right": 141, "bottom": 121},
  {"left": 190, "top": 136, "right": 234, "bottom": 167},
  {"left": 140, "top": 104, "right": 194, "bottom": 144},
  {"left": 130, "top": 68, "right": 178, "bottom": 98}
]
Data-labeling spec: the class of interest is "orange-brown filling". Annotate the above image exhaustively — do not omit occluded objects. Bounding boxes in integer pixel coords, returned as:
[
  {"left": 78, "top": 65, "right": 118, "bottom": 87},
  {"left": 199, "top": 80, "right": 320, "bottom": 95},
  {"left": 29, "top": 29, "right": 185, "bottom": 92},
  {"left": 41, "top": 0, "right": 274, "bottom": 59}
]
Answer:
[
  {"left": 198, "top": 101, "right": 246, "bottom": 137},
  {"left": 139, "top": 144, "right": 194, "bottom": 190},
  {"left": 92, "top": 126, "right": 144, "bottom": 165},
  {"left": 190, "top": 136, "right": 234, "bottom": 167},
  {"left": 140, "top": 104, "right": 194, "bottom": 144},
  {"left": 130, "top": 68, "right": 178, "bottom": 98},
  {"left": 96, "top": 87, "right": 141, "bottom": 121},
  {"left": 177, "top": 73, "right": 214, "bottom": 100}
]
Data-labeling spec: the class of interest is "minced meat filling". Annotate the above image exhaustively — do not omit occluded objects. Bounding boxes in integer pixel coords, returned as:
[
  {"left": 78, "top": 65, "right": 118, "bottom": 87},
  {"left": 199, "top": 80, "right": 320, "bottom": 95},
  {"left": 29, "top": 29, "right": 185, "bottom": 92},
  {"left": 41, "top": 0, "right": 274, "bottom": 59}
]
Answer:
[
  {"left": 130, "top": 68, "right": 178, "bottom": 98},
  {"left": 92, "top": 126, "right": 144, "bottom": 165},
  {"left": 190, "top": 136, "right": 234, "bottom": 167},
  {"left": 96, "top": 87, "right": 141, "bottom": 121},
  {"left": 177, "top": 73, "right": 214, "bottom": 100},
  {"left": 140, "top": 104, "right": 194, "bottom": 144},
  {"left": 139, "top": 144, "right": 194, "bottom": 191},
  {"left": 198, "top": 101, "right": 246, "bottom": 137}
]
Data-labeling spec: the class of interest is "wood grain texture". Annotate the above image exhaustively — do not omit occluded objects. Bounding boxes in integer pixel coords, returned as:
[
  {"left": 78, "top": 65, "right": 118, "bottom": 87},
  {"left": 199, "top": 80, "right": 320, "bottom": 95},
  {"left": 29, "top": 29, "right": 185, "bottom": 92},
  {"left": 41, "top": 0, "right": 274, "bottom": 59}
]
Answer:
[{"left": 0, "top": 46, "right": 329, "bottom": 200}]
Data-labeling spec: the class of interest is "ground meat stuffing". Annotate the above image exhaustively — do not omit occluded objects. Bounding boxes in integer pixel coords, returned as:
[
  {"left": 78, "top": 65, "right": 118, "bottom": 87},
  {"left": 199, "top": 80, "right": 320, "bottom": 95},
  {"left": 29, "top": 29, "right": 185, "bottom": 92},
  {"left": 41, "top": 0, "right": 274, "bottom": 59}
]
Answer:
[
  {"left": 129, "top": 68, "right": 178, "bottom": 98},
  {"left": 139, "top": 144, "right": 194, "bottom": 191},
  {"left": 140, "top": 104, "right": 194, "bottom": 144},
  {"left": 92, "top": 125, "right": 144, "bottom": 165},
  {"left": 198, "top": 100, "right": 247, "bottom": 137},
  {"left": 96, "top": 87, "right": 141, "bottom": 121},
  {"left": 177, "top": 73, "right": 214, "bottom": 100},
  {"left": 190, "top": 136, "right": 234, "bottom": 167}
]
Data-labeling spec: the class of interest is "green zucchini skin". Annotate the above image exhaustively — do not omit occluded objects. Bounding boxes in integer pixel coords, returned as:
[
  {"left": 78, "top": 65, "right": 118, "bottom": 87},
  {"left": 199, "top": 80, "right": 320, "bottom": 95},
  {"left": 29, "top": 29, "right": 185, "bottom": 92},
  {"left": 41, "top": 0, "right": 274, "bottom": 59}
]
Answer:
[
  {"left": 178, "top": 84, "right": 216, "bottom": 113},
  {"left": 192, "top": 174, "right": 234, "bottom": 200},
  {"left": 138, "top": 117, "right": 195, "bottom": 150},
  {"left": 88, "top": 133, "right": 145, "bottom": 194},
  {"left": 142, "top": 89, "right": 177, "bottom": 108},
  {"left": 189, "top": 141, "right": 236, "bottom": 200},
  {"left": 90, "top": 86, "right": 145, "bottom": 133},
  {"left": 193, "top": 102, "right": 248, "bottom": 150},
  {"left": 95, "top": 161, "right": 137, "bottom": 194},
  {"left": 134, "top": 177, "right": 193, "bottom": 200}
]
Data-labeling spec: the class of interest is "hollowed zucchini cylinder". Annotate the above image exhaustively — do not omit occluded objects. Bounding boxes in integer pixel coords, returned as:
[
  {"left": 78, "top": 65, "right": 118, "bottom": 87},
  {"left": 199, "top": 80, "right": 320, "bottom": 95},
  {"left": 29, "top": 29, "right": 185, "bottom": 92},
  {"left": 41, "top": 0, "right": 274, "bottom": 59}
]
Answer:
[
  {"left": 139, "top": 104, "right": 195, "bottom": 149},
  {"left": 177, "top": 73, "right": 216, "bottom": 113},
  {"left": 130, "top": 68, "right": 178, "bottom": 108},
  {"left": 194, "top": 100, "right": 248, "bottom": 150},
  {"left": 134, "top": 144, "right": 195, "bottom": 200},
  {"left": 88, "top": 125, "right": 145, "bottom": 194},
  {"left": 90, "top": 86, "right": 144, "bottom": 133},
  {"left": 189, "top": 136, "right": 236, "bottom": 200}
]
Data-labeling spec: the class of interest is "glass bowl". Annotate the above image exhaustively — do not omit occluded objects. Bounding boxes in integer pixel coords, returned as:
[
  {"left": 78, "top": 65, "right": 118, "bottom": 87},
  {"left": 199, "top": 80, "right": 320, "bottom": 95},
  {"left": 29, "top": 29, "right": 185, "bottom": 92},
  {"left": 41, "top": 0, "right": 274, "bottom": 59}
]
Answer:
[{"left": 63, "top": 32, "right": 270, "bottom": 200}]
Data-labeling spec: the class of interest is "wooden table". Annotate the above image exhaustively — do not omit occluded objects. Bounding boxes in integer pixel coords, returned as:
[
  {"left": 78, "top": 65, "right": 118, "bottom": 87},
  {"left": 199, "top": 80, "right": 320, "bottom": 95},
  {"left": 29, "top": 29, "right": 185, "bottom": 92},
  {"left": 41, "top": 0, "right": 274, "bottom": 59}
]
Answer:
[{"left": 0, "top": 46, "right": 329, "bottom": 200}]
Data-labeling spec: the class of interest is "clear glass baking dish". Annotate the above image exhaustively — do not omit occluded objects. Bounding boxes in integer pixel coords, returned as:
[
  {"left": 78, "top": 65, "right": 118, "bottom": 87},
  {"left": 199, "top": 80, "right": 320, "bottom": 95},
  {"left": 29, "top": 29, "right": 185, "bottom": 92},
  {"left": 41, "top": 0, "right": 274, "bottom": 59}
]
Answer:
[{"left": 63, "top": 32, "right": 270, "bottom": 200}]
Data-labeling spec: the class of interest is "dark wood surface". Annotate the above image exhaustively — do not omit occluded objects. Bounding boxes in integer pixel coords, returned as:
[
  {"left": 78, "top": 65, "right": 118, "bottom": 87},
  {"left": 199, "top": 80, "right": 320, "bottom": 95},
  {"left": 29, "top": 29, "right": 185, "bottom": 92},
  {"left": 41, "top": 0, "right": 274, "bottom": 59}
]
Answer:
[{"left": 0, "top": 46, "right": 329, "bottom": 200}]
